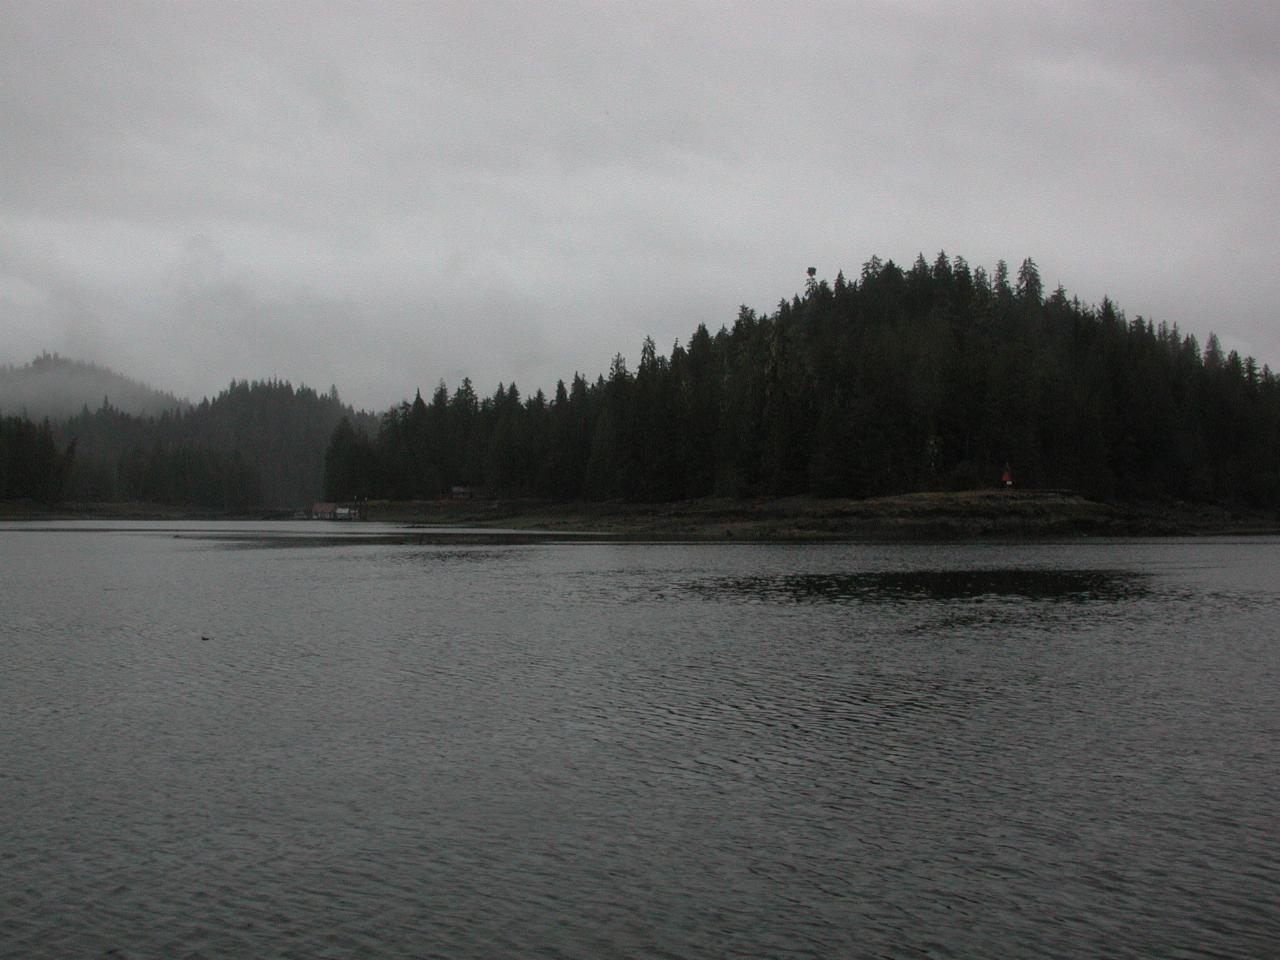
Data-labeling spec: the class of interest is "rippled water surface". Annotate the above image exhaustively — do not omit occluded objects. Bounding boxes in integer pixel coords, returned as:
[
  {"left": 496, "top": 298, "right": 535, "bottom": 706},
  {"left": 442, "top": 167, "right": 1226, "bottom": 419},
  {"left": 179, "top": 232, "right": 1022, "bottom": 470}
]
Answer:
[{"left": 3, "top": 522, "right": 1278, "bottom": 958}]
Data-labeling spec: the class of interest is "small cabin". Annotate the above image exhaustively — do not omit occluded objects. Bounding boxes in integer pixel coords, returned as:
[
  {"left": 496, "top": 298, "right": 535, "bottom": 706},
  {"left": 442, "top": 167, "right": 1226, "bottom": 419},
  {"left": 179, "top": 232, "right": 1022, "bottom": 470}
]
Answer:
[{"left": 310, "top": 501, "right": 366, "bottom": 520}]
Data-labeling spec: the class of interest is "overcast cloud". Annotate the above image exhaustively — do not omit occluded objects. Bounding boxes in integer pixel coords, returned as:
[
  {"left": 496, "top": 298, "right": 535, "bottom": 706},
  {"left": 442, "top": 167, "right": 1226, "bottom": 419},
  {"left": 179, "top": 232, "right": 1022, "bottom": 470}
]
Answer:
[{"left": 2, "top": 1, "right": 1277, "bottom": 410}]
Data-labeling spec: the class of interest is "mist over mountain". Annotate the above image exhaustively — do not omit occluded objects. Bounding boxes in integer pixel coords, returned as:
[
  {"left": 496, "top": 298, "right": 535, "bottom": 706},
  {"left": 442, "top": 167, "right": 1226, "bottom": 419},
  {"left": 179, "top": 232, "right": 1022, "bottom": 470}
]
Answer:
[
  {"left": 55, "top": 379, "right": 372, "bottom": 508},
  {"left": 0, "top": 353, "right": 372, "bottom": 508},
  {"left": 0, "top": 354, "right": 188, "bottom": 420},
  {"left": 5, "top": 254, "right": 1279, "bottom": 512}
]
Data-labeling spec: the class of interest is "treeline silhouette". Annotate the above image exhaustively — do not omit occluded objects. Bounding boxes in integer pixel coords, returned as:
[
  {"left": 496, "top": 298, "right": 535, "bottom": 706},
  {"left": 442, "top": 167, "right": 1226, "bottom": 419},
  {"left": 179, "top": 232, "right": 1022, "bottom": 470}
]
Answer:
[
  {"left": 325, "top": 254, "right": 1280, "bottom": 507},
  {"left": 5, "top": 254, "right": 1276, "bottom": 510},
  {"left": 47, "top": 379, "right": 371, "bottom": 508}
]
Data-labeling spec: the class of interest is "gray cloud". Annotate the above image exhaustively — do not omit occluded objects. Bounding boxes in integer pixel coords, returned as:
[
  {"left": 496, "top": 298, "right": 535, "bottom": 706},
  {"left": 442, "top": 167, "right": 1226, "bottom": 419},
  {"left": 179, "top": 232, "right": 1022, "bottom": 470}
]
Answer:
[{"left": 2, "top": 0, "right": 1277, "bottom": 408}]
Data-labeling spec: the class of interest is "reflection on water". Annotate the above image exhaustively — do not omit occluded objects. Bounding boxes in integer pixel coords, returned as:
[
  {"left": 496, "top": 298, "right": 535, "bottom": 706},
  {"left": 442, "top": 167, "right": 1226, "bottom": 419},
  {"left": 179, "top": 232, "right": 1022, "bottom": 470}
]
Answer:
[
  {"left": 694, "top": 568, "right": 1149, "bottom": 604},
  {"left": 2, "top": 528, "right": 1278, "bottom": 959}
]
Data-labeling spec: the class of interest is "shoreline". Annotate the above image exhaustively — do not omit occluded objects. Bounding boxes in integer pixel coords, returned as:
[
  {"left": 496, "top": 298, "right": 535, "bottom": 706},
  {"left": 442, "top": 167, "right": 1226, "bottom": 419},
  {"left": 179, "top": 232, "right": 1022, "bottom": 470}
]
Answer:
[{"left": 4, "top": 490, "right": 1278, "bottom": 541}]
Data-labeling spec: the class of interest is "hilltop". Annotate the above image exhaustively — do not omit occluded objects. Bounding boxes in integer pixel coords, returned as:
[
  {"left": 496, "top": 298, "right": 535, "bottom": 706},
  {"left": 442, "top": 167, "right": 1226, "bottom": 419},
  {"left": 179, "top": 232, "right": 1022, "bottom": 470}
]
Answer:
[
  {"left": 324, "top": 254, "right": 1280, "bottom": 512},
  {"left": 0, "top": 354, "right": 187, "bottom": 420},
  {"left": 6, "top": 253, "right": 1280, "bottom": 518}
]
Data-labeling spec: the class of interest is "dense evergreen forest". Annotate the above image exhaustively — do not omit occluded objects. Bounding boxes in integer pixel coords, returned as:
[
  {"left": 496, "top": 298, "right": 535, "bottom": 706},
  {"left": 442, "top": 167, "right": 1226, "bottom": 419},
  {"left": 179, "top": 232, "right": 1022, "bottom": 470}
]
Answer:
[
  {"left": 50, "top": 380, "right": 371, "bottom": 508},
  {"left": 325, "top": 254, "right": 1280, "bottom": 508},
  {"left": 0, "top": 416, "right": 76, "bottom": 503},
  {"left": 0, "top": 378, "right": 370, "bottom": 508},
  {"left": 4, "top": 253, "right": 1277, "bottom": 511}
]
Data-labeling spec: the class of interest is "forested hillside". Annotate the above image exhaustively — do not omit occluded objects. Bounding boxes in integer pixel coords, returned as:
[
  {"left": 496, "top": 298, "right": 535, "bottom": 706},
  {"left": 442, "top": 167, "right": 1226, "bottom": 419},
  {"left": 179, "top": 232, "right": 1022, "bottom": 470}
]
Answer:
[
  {"left": 6, "top": 253, "right": 1277, "bottom": 512},
  {"left": 0, "top": 354, "right": 187, "bottom": 419},
  {"left": 325, "top": 254, "right": 1280, "bottom": 507},
  {"left": 52, "top": 380, "right": 372, "bottom": 508}
]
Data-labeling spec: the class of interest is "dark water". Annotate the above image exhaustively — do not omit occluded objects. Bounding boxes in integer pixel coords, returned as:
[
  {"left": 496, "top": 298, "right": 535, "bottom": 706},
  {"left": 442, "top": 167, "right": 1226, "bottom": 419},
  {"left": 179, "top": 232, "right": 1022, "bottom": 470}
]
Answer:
[{"left": 2, "top": 522, "right": 1278, "bottom": 958}]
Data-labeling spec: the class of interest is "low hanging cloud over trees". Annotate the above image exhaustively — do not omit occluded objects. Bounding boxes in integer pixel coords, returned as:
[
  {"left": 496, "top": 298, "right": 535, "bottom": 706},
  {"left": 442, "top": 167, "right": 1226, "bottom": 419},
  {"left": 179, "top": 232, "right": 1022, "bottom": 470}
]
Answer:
[{"left": 6, "top": 253, "right": 1277, "bottom": 510}]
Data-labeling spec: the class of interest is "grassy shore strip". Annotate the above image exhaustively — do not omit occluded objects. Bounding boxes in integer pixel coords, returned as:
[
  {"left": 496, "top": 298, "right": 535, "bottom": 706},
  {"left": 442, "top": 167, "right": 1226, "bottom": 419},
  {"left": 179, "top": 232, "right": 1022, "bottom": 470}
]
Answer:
[
  {"left": 3, "top": 491, "right": 1278, "bottom": 540},
  {"left": 0, "top": 501, "right": 265, "bottom": 521},
  {"left": 369, "top": 490, "right": 1280, "bottom": 540}
]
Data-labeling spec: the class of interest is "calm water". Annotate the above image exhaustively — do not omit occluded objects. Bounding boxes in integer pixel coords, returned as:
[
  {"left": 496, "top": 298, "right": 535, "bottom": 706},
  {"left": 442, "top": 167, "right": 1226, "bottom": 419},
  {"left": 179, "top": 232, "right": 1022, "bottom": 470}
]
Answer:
[{"left": 2, "top": 522, "right": 1278, "bottom": 958}]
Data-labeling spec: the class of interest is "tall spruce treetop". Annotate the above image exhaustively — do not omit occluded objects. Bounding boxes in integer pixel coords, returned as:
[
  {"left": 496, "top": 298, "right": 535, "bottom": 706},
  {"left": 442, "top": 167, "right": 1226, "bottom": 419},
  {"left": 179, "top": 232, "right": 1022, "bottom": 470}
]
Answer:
[{"left": 1016, "top": 257, "right": 1043, "bottom": 307}]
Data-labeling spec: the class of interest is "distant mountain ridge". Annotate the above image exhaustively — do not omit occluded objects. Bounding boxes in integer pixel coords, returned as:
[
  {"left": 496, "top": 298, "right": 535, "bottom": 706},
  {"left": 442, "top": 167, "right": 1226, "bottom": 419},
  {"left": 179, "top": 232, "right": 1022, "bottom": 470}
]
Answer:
[
  {"left": 55, "top": 377, "right": 363, "bottom": 508},
  {"left": 0, "top": 354, "right": 370, "bottom": 508},
  {"left": 0, "top": 353, "right": 188, "bottom": 420}
]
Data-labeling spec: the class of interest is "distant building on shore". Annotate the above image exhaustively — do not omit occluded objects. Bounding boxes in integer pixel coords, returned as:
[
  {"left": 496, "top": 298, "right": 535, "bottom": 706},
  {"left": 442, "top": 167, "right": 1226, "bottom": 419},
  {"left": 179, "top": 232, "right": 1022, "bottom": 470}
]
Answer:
[{"left": 309, "top": 501, "right": 366, "bottom": 520}]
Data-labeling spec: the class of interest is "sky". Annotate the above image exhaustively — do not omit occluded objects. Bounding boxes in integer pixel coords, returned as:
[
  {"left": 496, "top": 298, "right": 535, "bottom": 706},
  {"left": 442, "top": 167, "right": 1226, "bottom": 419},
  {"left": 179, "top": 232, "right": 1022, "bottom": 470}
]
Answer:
[{"left": 2, "top": 1, "right": 1278, "bottom": 412}]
